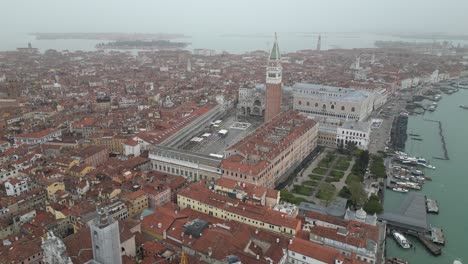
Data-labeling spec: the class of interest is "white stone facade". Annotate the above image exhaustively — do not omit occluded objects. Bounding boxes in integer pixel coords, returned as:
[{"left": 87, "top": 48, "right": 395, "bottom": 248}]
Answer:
[
  {"left": 293, "top": 83, "right": 374, "bottom": 121},
  {"left": 336, "top": 121, "right": 371, "bottom": 150}
]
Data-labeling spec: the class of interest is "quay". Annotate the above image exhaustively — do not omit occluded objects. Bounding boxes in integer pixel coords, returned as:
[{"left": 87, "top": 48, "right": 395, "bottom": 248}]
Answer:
[
  {"left": 416, "top": 234, "right": 442, "bottom": 256},
  {"left": 430, "top": 227, "right": 445, "bottom": 245},
  {"left": 379, "top": 192, "right": 444, "bottom": 256},
  {"left": 425, "top": 197, "right": 439, "bottom": 214}
]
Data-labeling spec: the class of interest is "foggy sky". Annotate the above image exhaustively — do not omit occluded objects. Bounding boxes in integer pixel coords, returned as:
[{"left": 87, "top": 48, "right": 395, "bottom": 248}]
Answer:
[{"left": 2, "top": 0, "right": 467, "bottom": 35}]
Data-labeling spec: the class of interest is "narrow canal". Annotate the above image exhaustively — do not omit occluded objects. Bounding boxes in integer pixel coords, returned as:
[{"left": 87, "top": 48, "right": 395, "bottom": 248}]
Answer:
[{"left": 385, "top": 89, "right": 468, "bottom": 263}]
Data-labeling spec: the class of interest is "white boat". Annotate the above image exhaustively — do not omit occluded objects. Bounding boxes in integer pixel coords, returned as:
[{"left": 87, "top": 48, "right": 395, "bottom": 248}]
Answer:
[
  {"left": 421, "top": 163, "right": 436, "bottom": 169},
  {"left": 392, "top": 187, "right": 409, "bottom": 193},
  {"left": 392, "top": 231, "right": 411, "bottom": 249},
  {"left": 454, "top": 259, "right": 463, "bottom": 264}
]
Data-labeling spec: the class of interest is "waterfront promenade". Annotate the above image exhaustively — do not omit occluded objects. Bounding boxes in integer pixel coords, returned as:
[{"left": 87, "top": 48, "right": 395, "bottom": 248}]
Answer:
[{"left": 384, "top": 84, "right": 468, "bottom": 263}]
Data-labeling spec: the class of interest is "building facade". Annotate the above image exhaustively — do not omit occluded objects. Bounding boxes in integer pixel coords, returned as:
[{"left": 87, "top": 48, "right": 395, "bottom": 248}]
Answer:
[
  {"left": 336, "top": 121, "right": 371, "bottom": 150},
  {"left": 4, "top": 178, "right": 29, "bottom": 196},
  {"left": 237, "top": 86, "right": 265, "bottom": 117},
  {"left": 124, "top": 190, "right": 148, "bottom": 218},
  {"left": 149, "top": 145, "right": 222, "bottom": 182},
  {"left": 221, "top": 111, "right": 318, "bottom": 189},
  {"left": 13, "top": 129, "right": 62, "bottom": 145},
  {"left": 293, "top": 83, "right": 374, "bottom": 121},
  {"left": 177, "top": 183, "right": 301, "bottom": 236}
]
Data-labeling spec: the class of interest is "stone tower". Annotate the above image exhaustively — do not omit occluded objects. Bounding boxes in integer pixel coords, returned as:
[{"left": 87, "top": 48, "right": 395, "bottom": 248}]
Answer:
[
  {"left": 264, "top": 33, "right": 282, "bottom": 123},
  {"left": 90, "top": 207, "right": 122, "bottom": 264}
]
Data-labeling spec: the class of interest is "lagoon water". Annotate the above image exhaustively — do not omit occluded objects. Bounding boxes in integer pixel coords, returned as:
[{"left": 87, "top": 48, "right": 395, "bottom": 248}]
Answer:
[{"left": 385, "top": 89, "right": 468, "bottom": 263}]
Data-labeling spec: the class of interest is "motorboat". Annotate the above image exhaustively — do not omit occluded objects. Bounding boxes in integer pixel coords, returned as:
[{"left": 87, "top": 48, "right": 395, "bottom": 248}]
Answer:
[
  {"left": 396, "top": 182, "right": 421, "bottom": 190},
  {"left": 420, "top": 163, "right": 436, "bottom": 169},
  {"left": 387, "top": 257, "right": 409, "bottom": 264},
  {"left": 392, "top": 231, "right": 411, "bottom": 249},
  {"left": 392, "top": 187, "right": 409, "bottom": 193}
]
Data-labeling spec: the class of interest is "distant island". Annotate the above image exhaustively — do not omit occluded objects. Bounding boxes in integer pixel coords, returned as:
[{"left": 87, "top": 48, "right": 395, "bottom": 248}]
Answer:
[
  {"left": 95, "top": 40, "right": 190, "bottom": 50},
  {"left": 31, "top": 32, "right": 189, "bottom": 41},
  {"left": 392, "top": 33, "right": 468, "bottom": 41}
]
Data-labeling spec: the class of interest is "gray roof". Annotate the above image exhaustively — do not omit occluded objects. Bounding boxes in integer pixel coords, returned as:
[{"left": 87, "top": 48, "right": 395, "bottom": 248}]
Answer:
[
  {"left": 299, "top": 198, "right": 347, "bottom": 218},
  {"left": 184, "top": 218, "right": 209, "bottom": 238},
  {"left": 149, "top": 145, "right": 221, "bottom": 168},
  {"left": 292, "top": 83, "right": 372, "bottom": 102},
  {"left": 379, "top": 192, "right": 428, "bottom": 231},
  {"left": 341, "top": 120, "right": 371, "bottom": 132}
]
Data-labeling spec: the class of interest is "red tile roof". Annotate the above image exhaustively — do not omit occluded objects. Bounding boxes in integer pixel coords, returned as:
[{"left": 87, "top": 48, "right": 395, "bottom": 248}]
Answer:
[
  {"left": 179, "top": 183, "right": 300, "bottom": 230},
  {"left": 221, "top": 111, "right": 316, "bottom": 176},
  {"left": 288, "top": 238, "right": 341, "bottom": 263},
  {"left": 15, "top": 128, "right": 60, "bottom": 139}
]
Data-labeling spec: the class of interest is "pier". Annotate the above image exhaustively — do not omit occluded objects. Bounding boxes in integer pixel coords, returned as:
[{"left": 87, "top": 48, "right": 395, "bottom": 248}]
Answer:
[
  {"left": 416, "top": 234, "right": 442, "bottom": 256},
  {"left": 425, "top": 197, "right": 439, "bottom": 214},
  {"left": 430, "top": 227, "right": 445, "bottom": 245},
  {"left": 423, "top": 118, "right": 449, "bottom": 160},
  {"left": 379, "top": 192, "right": 445, "bottom": 256}
]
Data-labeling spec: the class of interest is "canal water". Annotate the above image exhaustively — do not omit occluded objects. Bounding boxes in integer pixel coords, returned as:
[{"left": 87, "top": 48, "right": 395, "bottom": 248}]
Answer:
[{"left": 385, "top": 89, "right": 468, "bottom": 263}]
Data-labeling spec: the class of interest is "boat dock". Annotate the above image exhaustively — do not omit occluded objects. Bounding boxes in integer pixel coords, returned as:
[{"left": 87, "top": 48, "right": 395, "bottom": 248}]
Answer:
[
  {"left": 379, "top": 193, "right": 445, "bottom": 256},
  {"left": 417, "top": 233, "right": 442, "bottom": 256},
  {"left": 430, "top": 227, "right": 445, "bottom": 245},
  {"left": 425, "top": 197, "right": 439, "bottom": 214}
]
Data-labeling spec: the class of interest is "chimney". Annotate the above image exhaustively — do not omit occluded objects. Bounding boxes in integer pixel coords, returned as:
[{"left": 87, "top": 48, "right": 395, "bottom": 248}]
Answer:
[
  {"left": 276, "top": 238, "right": 280, "bottom": 243},
  {"left": 256, "top": 255, "right": 260, "bottom": 260},
  {"left": 289, "top": 239, "right": 293, "bottom": 245},
  {"left": 208, "top": 247, "right": 212, "bottom": 257},
  {"left": 255, "top": 229, "right": 259, "bottom": 235},
  {"left": 157, "top": 222, "right": 162, "bottom": 228}
]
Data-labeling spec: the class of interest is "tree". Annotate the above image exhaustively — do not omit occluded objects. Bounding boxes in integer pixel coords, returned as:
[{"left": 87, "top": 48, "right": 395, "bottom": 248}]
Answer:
[
  {"left": 338, "top": 186, "right": 351, "bottom": 199},
  {"left": 348, "top": 182, "right": 367, "bottom": 207},
  {"left": 358, "top": 150, "right": 370, "bottom": 170},
  {"left": 317, "top": 183, "right": 336, "bottom": 206},
  {"left": 364, "top": 194, "right": 384, "bottom": 214},
  {"left": 370, "top": 155, "right": 387, "bottom": 179},
  {"left": 337, "top": 141, "right": 345, "bottom": 154},
  {"left": 345, "top": 141, "right": 357, "bottom": 155}
]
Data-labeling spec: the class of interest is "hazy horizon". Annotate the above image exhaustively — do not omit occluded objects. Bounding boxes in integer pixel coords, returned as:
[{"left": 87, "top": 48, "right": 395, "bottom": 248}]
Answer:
[{"left": 2, "top": 0, "right": 468, "bottom": 36}]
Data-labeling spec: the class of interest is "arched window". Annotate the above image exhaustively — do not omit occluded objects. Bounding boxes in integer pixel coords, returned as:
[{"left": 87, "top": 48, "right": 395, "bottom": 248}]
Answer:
[
  {"left": 322, "top": 104, "right": 326, "bottom": 110},
  {"left": 341, "top": 106, "right": 345, "bottom": 111},
  {"left": 298, "top": 101, "right": 302, "bottom": 105},
  {"left": 351, "top": 107, "right": 355, "bottom": 112},
  {"left": 315, "top": 103, "right": 319, "bottom": 107},
  {"left": 331, "top": 105, "right": 335, "bottom": 109},
  {"left": 306, "top": 102, "right": 310, "bottom": 106}
]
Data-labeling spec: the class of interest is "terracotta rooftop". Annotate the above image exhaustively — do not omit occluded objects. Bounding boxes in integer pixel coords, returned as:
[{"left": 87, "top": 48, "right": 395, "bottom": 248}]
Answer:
[
  {"left": 288, "top": 237, "right": 341, "bottom": 263},
  {"left": 178, "top": 183, "right": 300, "bottom": 230},
  {"left": 221, "top": 110, "right": 316, "bottom": 176},
  {"left": 14, "top": 128, "right": 60, "bottom": 139}
]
